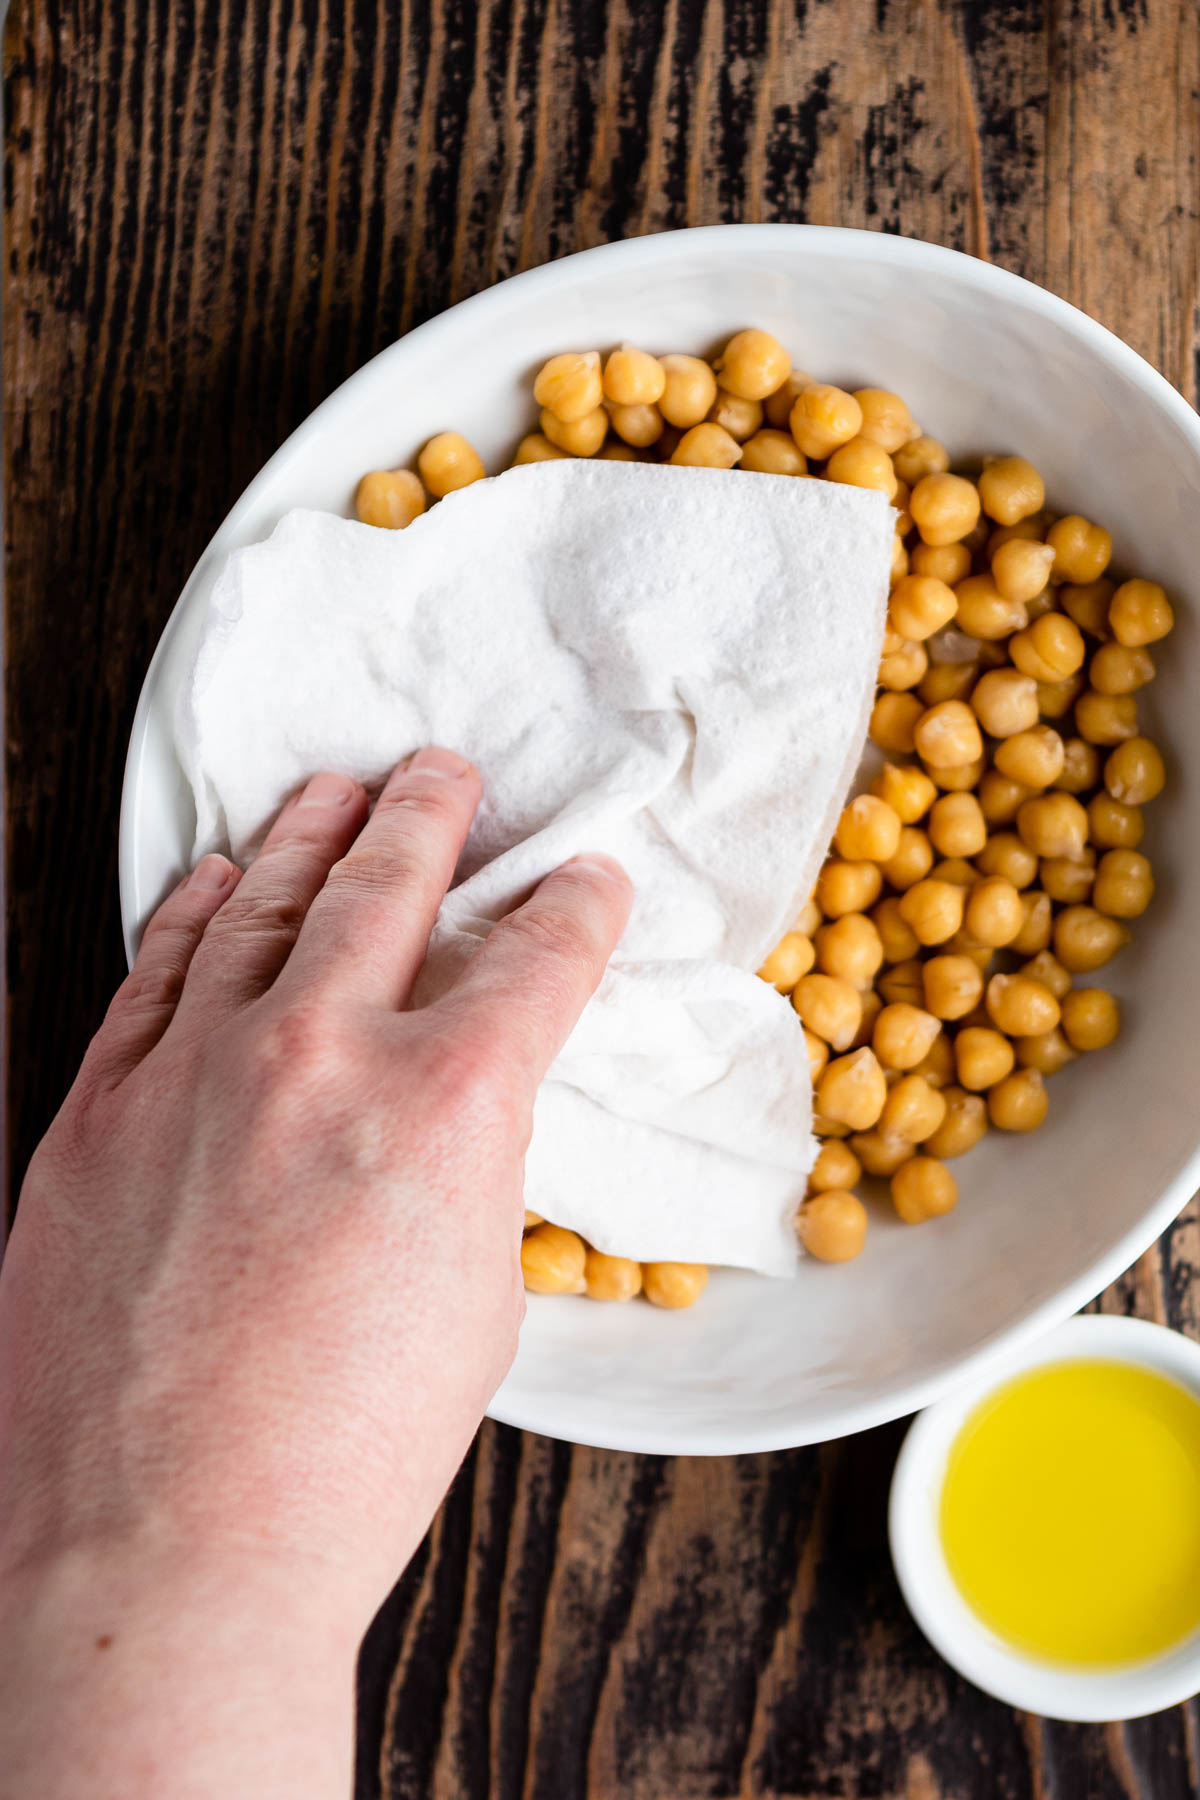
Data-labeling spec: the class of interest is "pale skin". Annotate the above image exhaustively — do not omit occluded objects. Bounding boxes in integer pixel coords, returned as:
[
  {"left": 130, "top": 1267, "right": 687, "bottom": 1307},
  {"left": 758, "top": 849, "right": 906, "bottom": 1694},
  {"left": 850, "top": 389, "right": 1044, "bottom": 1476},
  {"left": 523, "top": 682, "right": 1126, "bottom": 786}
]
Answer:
[{"left": 0, "top": 747, "right": 632, "bottom": 1800}]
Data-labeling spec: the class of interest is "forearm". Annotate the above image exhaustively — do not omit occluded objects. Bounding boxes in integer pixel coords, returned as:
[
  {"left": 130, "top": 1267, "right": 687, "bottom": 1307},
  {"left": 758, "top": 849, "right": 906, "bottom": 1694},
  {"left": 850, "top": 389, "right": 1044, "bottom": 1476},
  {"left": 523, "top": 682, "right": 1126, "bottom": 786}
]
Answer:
[{"left": 0, "top": 1541, "right": 360, "bottom": 1800}]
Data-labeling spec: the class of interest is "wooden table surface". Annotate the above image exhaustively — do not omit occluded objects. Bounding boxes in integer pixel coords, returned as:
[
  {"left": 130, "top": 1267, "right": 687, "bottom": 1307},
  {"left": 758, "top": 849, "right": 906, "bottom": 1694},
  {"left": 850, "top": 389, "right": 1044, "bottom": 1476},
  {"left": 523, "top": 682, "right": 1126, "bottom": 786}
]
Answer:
[{"left": 5, "top": 1, "right": 1200, "bottom": 1794}]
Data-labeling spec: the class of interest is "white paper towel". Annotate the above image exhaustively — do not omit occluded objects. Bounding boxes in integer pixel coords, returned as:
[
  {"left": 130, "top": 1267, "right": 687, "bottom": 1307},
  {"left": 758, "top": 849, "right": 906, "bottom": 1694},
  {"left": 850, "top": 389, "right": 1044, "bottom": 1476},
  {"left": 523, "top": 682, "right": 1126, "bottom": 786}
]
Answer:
[{"left": 177, "top": 462, "right": 892, "bottom": 1275}]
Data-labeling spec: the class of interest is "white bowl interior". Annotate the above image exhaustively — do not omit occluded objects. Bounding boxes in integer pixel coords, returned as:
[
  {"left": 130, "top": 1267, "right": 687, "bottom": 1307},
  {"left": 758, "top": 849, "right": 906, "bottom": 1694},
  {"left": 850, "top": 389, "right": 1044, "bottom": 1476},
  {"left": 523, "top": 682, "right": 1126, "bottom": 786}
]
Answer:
[{"left": 121, "top": 227, "right": 1200, "bottom": 1454}]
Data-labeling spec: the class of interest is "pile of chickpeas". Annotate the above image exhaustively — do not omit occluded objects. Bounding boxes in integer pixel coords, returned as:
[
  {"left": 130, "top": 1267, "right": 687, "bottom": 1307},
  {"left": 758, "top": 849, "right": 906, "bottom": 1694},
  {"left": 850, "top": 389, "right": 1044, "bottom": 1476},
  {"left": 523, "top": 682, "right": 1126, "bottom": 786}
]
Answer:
[{"left": 354, "top": 327, "right": 1173, "bottom": 1302}]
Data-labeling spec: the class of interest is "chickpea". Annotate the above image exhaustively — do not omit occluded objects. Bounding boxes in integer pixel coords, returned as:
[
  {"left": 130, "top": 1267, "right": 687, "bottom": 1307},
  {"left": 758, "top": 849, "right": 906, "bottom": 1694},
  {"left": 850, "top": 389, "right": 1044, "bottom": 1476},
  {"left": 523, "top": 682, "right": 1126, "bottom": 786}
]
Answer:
[
  {"left": 805, "top": 1029, "right": 830, "bottom": 1084},
  {"left": 975, "top": 831, "right": 1038, "bottom": 888},
  {"left": 1021, "top": 949, "right": 1072, "bottom": 999},
  {"left": 930, "top": 858, "right": 978, "bottom": 888},
  {"left": 1093, "top": 848, "right": 1154, "bottom": 918},
  {"left": 739, "top": 428, "right": 807, "bottom": 475},
  {"left": 911, "top": 541, "right": 972, "bottom": 586},
  {"left": 1105, "top": 736, "right": 1165, "bottom": 805},
  {"left": 871, "top": 762, "right": 937, "bottom": 824},
  {"left": 1076, "top": 690, "right": 1138, "bottom": 747},
  {"left": 913, "top": 700, "right": 983, "bottom": 769},
  {"left": 1054, "top": 904, "right": 1131, "bottom": 972},
  {"left": 599, "top": 342, "right": 665, "bottom": 407},
  {"left": 1060, "top": 578, "right": 1115, "bottom": 638},
  {"left": 850, "top": 387, "right": 915, "bottom": 453},
  {"left": 1010, "top": 888, "right": 1053, "bottom": 956},
  {"left": 870, "top": 692, "right": 925, "bottom": 756},
  {"left": 657, "top": 353, "right": 719, "bottom": 427},
  {"left": 872, "top": 1002, "right": 942, "bottom": 1072},
  {"left": 924, "top": 1086, "right": 988, "bottom": 1159},
  {"left": 851, "top": 987, "right": 884, "bottom": 1049},
  {"left": 835, "top": 795, "right": 903, "bottom": 863},
  {"left": 926, "top": 792, "right": 986, "bottom": 859},
  {"left": 1061, "top": 987, "right": 1121, "bottom": 1052},
  {"left": 1047, "top": 515, "right": 1112, "bottom": 584},
  {"left": 1109, "top": 579, "right": 1174, "bottom": 647},
  {"left": 891, "top": 1156, "right": 958, "bottom": 1224},
  {"left": 795, "top": 895, "right": 823, "bottom": 936},
  {"left": 893, "top": 434, "right": 950, "bottom": 486},
  {"left": 607, "top": 401, "right": 665, "bottom": 447},
  {"left": 891, "top": 536, "right": 910, "bottom": 584},
  {"left": 913, "top": 1031, "right": 957, "bottom": 1090},
  {"left": 991, "top": 538, "right": 1056, "bottom": 605},
  {"left": 920, "top": 954, "right": 982, "bottom": 1021},
  {"left": 670, "top": 422, "right": 743, "bottom": 468},
  {"left": 827, "top": 436, "right": 898, "bottom": 497},
  {"left": 976, "top": 455, "right": 1045, "bottom": 526},
  {"left": 986, "top": 972, "right": 1061, "bottom": 1037},
  {"left": 1010, "top": 612, "right": 1086, "bottom": 682},
  {"left": 708, "top": 388, "right": 763, "bottom": 441},
  {"left": 597, "top": 442, "right": 638, "bottom": 462},
  {"left": 541, "top": 405, "right": 608, "bottom": 456},
  {"left": 817, "top": 1047, "right": 889, "bottom": 1131},
  {"left": 898, "top": 878, "right": 966, "bottom": 946},
  {"left": 919, "top": 662, "right": 978, "bottom": 708},
  {"left": 879, "top": 638, "right": 929, "bottom": 691},
  {"left": 643, "top": 1262, "right": 709, "bottom": 1309},
  {"left": 1037, "top": 673, "right": 1086, "bottom": 720},
  {"left": 809, "top": 1139, "right": 863, "bottom": 1193},
  {"left": 971, "top": 669, "right": 1039, "bottom": 738},
  {"left": 817, "top": 859, "right": 883, "bottom": 917},
  {"left": 850, "top": 1128, "right": 914, "bottom": 1177},
  {"left": 1088, "top": 792, "right": 1144, "bottom": 849},
  {"left": 955, "top": 1026, "right": 1015, "bottom": 1091},
  {"left": 796, "top": 1192, "right": 868, "bottom": 1263},
  {"left": 910, "top": 472, "right": 981, "bottom": 546},
  {"left": 513, "top": 432, "right": 571, "bottom": 464},
  {"left": 873, "top": 896, "right": 922, "bottom": 963},
  {"left": 881, "top": 826, "right": 935, "bottom": 892},
  {"left": 1015, "top": 1027, "right": 1078, "bottom": 1076},
  {"left": 812, "top": 1113, "right": 851, "bottom": 1139},
  {"left": 763, "top": 368, "right": 813, "bottom": 429},
  {"left": 881, "top": 1073, "right": 948, "bottom": 1144},
  {"left": 994, "top": 725, "right": 1065, "bottom": 788},
  {"left": 355, "top": 467, "right": 427, "bottom": 529},
  {"left": 789, "top": 383, "right": 863, "bottom": 458},
  {"left": 418, "top": 431, "right": 487, "bottom": 496},
  {"left": 584, "top": 1250, "right": 643, "bottom": 1302},
  {"left": 877, "top": 960, "right": 925, "bottom": 1008},
  {"left": 815, "top": 912, "right": 885, "bottom": 987},
  {"left": 1025, "top": 589, "right": 1056, "bottom": 622},
  {"left": 524, "top": 1210, "right": 543, "bottom": 1229},
  {"left": 990, "top": 1068, "right": 1050, "bottom": 1132},
  {"left": 888, "top": 574, "right": 959, "bottom": 642},
  {"left": 1054, "top": 737, "right": 1100, "bottom": 794},
  {"left": 712, "top": 328, "right": 789, "bottom": 400},
  {"left": 955, "top": 573, "right": 1028, "bottom": 640},
  {"left": 963, "top": 875, "right": 1024, "bottom": 948},
  {"left": 1090, "top": 642, "right": 1155, "bottom": 697},
  {"left": 521, "top": 1223, "right": 587, "bottom": 1294},
  {"left": 534, "top": 350, "right": 603, "bottom": 421},
  {"left": 1017, "top": 792, "right": 1089, "bottom": 860},
  {"left": 979, "top": 770, "right": 1033, "bottom": 826},
  {"left": 793, "top": 972, "right": 863, "bottom": 1053},
  {"left": 1041, "top": 851, "right": 1095, "bottom": 905},
  {"left": 757, "top": 930, "right": 815, "bottom": 992},
  {"left": 988, "top": 510, "right": 1055, "bottom": 554}
]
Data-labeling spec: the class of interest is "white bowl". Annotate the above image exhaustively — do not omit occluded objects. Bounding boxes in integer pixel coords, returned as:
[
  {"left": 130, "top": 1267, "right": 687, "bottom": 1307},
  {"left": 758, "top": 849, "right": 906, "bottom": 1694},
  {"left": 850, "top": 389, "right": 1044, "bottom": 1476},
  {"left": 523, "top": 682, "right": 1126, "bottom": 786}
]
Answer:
[
  {"left": 889, "top": 1314, "right": 1200, "bottom": 1719},
  {"left": 120, "top": 225, "right": 1200, "bottom": 1457}
]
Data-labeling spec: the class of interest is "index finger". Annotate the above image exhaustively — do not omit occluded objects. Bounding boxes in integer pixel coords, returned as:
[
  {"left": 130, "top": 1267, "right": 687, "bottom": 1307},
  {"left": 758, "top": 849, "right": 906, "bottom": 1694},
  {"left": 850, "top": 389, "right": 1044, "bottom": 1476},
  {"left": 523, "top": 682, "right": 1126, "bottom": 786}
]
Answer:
[{"left": 436, "top": 855, "right": 633, "bottom": 1091}]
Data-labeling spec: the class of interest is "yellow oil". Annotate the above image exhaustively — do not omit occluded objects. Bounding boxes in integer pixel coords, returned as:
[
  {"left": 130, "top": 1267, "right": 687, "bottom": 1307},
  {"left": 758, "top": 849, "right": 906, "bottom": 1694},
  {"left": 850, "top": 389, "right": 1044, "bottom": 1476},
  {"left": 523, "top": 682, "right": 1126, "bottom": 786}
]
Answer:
[{"left": 940, "top": 1358, "right": 1200, "bottom": 1665}]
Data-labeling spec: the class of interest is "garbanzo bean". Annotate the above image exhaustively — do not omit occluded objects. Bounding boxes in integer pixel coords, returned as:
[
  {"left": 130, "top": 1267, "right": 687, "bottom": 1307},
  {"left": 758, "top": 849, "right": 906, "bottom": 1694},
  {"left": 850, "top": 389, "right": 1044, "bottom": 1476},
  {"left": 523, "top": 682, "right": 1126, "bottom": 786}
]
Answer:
[
  {"left": 756, "top": 931, "right": 815, "bottom": 992},
  {"left": 986, "top": 972, "right": 1061, "bottom": 1036},
  {"left": 924, "top": 1086, "right": 988, "bottom": 1158},
  {"left": 541, "top": 405, "right": 608, "bottom": 456},
  {"left": 956, "top": 1027, "right": 1015, "bottom": 1091},
  {"left": 891, "top": 537, "right": 910, "bottom": 584},
  {"left": 1010, "top": 889, "right": 1053, "bottom": 956},
  {"left": 850, "top": 1128, "right": 914, "bottom": 1177},
  {"left": 597, "top": 442, "right": 638, "bottom": 461},
  {"left": 1075, "top": 689, "right": 1138, "bottom": 746},
  {"left": 670, "top": 422, "right": 743, "bottom": 468},
  {"left": 521, "top": 1223, "right": 587, "bottom": 1294},
  {"left": 988, "top": 510, "right": 1054, "bottom": 554},
  {"left": 898, "top": 878, "right": 967, "bottom": 946},
  {"left": 888, "top": 574, "right": 959, "bottom": 641},
  {"left": 643, "top": 1262, "right": 709, "bottom": 1308},
  {"left": 852, "top": 988, "right": 884, "bottom": 1049},
  {"left": 815, "top": 912, "right": 885, "bottom": 987},
  {"left": 913, "top": 1032, "right": 957, "bottom": 1089},
  {"left": 929, "top": 792, "right": 987, "bottom": 858},
  {"left": 1105, "top": 736, "right": 1165, "bottom": 805},
  {"left": 893, "top": 434, "right": 950, "bottom": 487},
  {"left": 739, "top": 428, "right": 807, "bottom": 475},
  {"left": 658, "top": 354, "right": 719, "bottom": 427},
  {"left": 977, "top": 455, "right": 1045, "bottom": 526},
  {"left": 513, "top": 432, "right": 571, "bottom": 464},
  {"left": 1053, "top": 904, "right": 1131, "bottom": 972},
  {"left": 872, "top": 1002, "right": 942, "bottom": 1071},
  {"left": 913, "top": 701, "right": 983, "bottom": 769},
  {"left": 602, "top": 343, "right": 666, "bottom": 406},
  {"left": 881, "top": 1073, "right": 947, "bottom": 1144},
  {"left": 805, "top": 1029, "right": 829, "bottom": 1084},
  {"left": 1040, "top": 851, "right": 1095, "bottom": 904},
  {"left": 812, "top": 1112, "right": 851, "bottom": 1139},
  {"left": 910, "top": 472, "right": 981, "bottom": 546},
  {"left": 1088, "top": 792, "right": 1144, "bottom": 849},
  {"left": 524, "top": 1211, "right": 543, "bottom": 1229},
  {"left": 355, "top": 467, "right": 427, "bottom": 528},
  {"left": 793, "top": 972, "right": 863, "bottom": 1052},
  {"left": 964, "top": 875, "right": 1024, "bottom": 947},
  {"left": 971, "top": 669, "right": 1039, "bottom": 737},
  {"left": 991, "top": 538, "right": 1056, "bottom": 605},
  {"left": 1020, "top": 949, "right": 1072, "bottom": 999},
  {"left": 979, "top": 770, "right": 1033, "bottom": 826},
  {"left": 418, "top": 431, "right": 487, "bottom": 495},
  {"left": 1026, "top": 589, "right": 1056, "bottom": 621},
  {"left": 1015, "top": 1027, "right": 1078, "bottom": 1076},
  {"left": 879, "top": 638, "right": 929, "bottom": 691},
  {"left": 872, "top": 896, "right": 921, "bottom": 963},
  {"left": 1047, "top": 514, "right": 1112, "bottom": 584},
  {"left": 607, "top": 401, "right": 665, "bottom": 446},
  {"left": 930, "top": 858, "right": 978, "bottom": 887},
  {"left": 1109, "top": 578, "right": 1174, "bottom": 647},
  {"left": 1089, "top": 642, "right": 1155, "bottom": 695},
  {"left": 789, "top": 383, "right": 863, "bottom": 458},
  {"left": 817, "top": 1047, "right": 889, "bottom": 1131},
  {"left": 1060, "top": 578, "right": 1115, "bottom": 638},
  {"left": 585, "top": 1249, "right": 643, "bottom": 1301},
  {"left": 988, "top": 1069, "right": 1049, "bottom": 1132},
  {"left": 911, "top": 540, "right": 972, "bottom": 585},
  {"left": 923, "top": 954, "right": 984, "bottom": 1020},
  {"left": 1092, "top": 848, "right": 1154, "bottom": 918},
  {"left": 795, "top": 895, "right": 823, "bottom": 936},
  {"left": 853, "top": 387, "right": 916, "bottom": 453},
  {"left": 876, "top": 959, "right": 925, "bottom": 1008},
  {"left": 918, "top": 662, "right": 978, "bottom": 707},
  {"left": 763, "top": 369, "right": 813, "bottom": 429},
  {"left": 870, "top": 692, "right": 925, "bottom": 756},
  {"left": 1016, "top": 792, "right": 1089, "bottom": 859},
  {"left": 715, "top": 328, "right": 790, "bottom": 400},
  {"left": 827, "top": 436, "right": 898, "bottom": 497},
  {"left": 891, "top": 1156, "right": 958, "bottom": 1224},
  {"left": 708, "top": 389, "right": 764, "bottom": 441},
  {"left": 871, "top": 762, "right": 937, "bottom": 823},
  {"left": 993, "top": 725, "right": 1065, "bottom": 788},
  {"left": 809, "top": 1139, "right": 863, "bottom": 1193},
  {"left": 1061, "top": 987, "right": 1121, "bottom": 1052},
  {"left": 1009, "top": 612, "right": 1086, "bottom": 681},
  {"left": 817, "top": 859, "right": 883, "bottom": 917},
  {"left": 534, "top": 350, "right": 604, "bottom": 420},
  {"left": 881, "top": 826, "right": 935, "bottom": 891},
  {"left": 1054, "top": 737, "right": 1100, "bottom": 794},
  {"left": 975, "top": 831, "right": 1038, "bottom": 888},
  {"left": 796, "top": 1192, "right": 868, "bottom": 1263},
  {"left": 1036, "top": 673, "right": 1086, "bottom": 720},
  {"left": 835, "top": 794, "right": 904, "bottom": 863},
  {"left": 954, "top": 573, "right": 1028, "bottom": 641}
]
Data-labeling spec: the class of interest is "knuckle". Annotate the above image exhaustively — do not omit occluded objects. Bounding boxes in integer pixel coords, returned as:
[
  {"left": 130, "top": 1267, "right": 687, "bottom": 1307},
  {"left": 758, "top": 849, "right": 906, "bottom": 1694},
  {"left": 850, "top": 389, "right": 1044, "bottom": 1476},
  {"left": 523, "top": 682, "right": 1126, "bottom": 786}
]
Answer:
[
  {"left": 112, "top": 957, "right": 187, "bottom": 1019},
  {"left": 213, "top": 887, "right": 310, "bottom": 943},
  {"left": 508, "top": 902, "right": 597, "bottom": 972},
  {"left": 424, "top": 1032, "right": 511, "bottom": 1121},
  {"left": 251, "top": 1003, "right": 336, "bottom": 1084}
]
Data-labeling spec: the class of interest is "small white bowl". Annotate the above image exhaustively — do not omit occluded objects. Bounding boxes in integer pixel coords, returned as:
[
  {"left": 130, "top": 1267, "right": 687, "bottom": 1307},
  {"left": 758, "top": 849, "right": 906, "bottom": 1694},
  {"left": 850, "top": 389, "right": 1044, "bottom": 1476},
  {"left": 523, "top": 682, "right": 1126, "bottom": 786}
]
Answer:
[{"left": 890, "top": 1315, "right": 1200, "bottom": 1720}]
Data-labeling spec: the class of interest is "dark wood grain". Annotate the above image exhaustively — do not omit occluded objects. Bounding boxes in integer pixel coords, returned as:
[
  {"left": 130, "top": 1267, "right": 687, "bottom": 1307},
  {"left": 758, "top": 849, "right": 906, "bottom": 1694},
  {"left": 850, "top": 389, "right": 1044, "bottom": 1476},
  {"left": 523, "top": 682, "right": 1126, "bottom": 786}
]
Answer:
[{"left": 5, "top": 1, "right": 1200, "bottom": 1795}]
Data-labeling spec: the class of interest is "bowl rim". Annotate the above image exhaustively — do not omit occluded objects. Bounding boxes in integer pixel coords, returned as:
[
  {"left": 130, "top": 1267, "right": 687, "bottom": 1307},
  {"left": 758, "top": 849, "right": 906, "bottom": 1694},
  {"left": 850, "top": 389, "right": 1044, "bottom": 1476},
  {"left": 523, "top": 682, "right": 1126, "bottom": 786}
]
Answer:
[{"left": 119, "top": 224, "right": 1200, "bottom": 1456}]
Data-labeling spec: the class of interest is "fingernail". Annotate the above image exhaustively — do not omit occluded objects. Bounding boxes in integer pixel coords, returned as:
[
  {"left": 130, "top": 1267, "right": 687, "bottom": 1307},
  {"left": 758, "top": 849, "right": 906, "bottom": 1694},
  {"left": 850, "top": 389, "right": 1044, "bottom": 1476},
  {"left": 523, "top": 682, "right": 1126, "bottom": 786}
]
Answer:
[
  {"left": 298, "top": 771, "right": 358, "bottom": 808},
  {"left": 564, "top": 854, "right": 630, "bottom": 884},
  {"left": 190, "top": 854, "right": 235, "bottom": 891},
  {"left": 406, "top": 747, "right": 473, "bottom": 780}
]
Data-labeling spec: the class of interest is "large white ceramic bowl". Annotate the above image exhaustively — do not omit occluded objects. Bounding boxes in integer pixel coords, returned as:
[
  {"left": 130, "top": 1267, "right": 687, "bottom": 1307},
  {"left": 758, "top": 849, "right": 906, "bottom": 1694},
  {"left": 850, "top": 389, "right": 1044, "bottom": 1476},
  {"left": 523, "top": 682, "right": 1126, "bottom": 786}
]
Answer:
[{"left": 121, "top": 226, "right": 1200, "bottom": 1456}]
